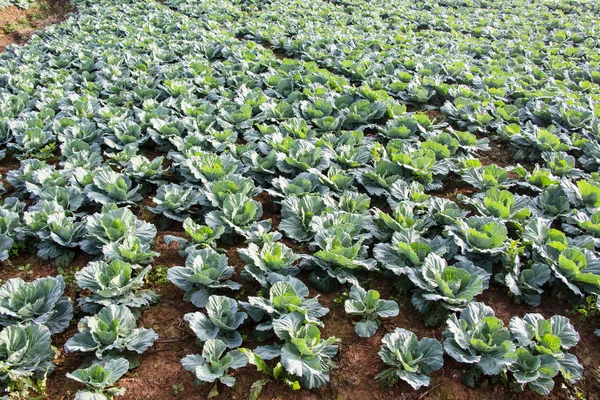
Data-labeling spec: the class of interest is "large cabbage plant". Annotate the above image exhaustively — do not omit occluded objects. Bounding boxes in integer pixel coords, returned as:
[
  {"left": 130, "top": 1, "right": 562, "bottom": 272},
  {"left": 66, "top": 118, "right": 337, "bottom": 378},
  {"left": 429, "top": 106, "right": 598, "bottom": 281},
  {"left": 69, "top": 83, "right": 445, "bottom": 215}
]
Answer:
[
  {"left": 75, "top": 260, "right": 160, "bottom": 313},
  {"left": 407, "top": 254, "right": 489, "bottom": 326},
  {"left": 0, "top": 276, "right": 73, "bottom": 334},
  {"left": 443, "top": 302, "right": 517, "bottom": 385},
  {"left": 0, "top": 324, "right": 55, "bottom": 391}
]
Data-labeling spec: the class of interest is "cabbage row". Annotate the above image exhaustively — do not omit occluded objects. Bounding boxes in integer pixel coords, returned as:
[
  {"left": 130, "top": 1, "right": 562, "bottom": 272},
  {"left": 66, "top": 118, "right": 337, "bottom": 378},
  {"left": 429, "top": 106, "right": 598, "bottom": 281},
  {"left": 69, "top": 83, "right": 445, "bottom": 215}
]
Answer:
[
  {"left": 0, "top": 0, "right": 598, "bottom": 397},
  {"left": 0, "top": 0, "right": 35, "bottom": 10}
]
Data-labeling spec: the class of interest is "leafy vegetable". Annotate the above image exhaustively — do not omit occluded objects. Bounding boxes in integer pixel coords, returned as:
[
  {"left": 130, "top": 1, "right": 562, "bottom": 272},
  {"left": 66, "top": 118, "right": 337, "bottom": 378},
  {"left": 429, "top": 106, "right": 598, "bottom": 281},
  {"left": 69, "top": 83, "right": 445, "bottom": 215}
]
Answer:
[
  {"left": 443, "top": 302, "right": 517, "bottom": 385},
  {"left": 65, "top": 305, "right": 158, "bottom": 359},
  {"left": 377, "top": 328, "right": 443, "bottom": 389},
  {"left": 67, "top": 358, "right": 129, "bottom": 400},
  {"left": 168, "top": 249, "right": 240, "bottom": 308},
  {"left": 344, "top": 285, "right": 398, "bottom": 337},
  {"left": 75, "top": 260, "right": 160, "bottom": 313},
  {"left": 181, "top": 339, "right": 247, "bottom": 388},
  {"left": 184, "top": 296, "right": 247, "bottom": 349},
  {"left": 0, "top": 276, "right": 73, "bottom": 334}
]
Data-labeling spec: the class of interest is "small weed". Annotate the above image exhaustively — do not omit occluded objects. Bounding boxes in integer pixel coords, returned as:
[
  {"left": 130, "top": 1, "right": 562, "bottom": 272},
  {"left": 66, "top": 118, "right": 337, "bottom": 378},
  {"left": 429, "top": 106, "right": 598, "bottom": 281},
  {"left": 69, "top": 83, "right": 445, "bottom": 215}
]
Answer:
[
  {"left": 172, "top": 384, "right": 184, "bottom": 396},
  {"left": 333, "top": 291, "right": 348, "bottom": 304},
  {"left": 9, "top": 243, "right": 27, "bottom": 258},
  {"left": 4, "top": 368, "right": 49, "bottom": 400},
  {"left": 148, "top": 265, "right": 169, "bottom": 285},
  {"left": 57, "top": 265, "right": 81, "bottom": 290},
  {"left": 570, "top": 295, "right": 598, "bottom": 321},
  {"left": 34, "top": 143, "right": 58, "bottom": 160},
  {"left": 18, "top": 263, "right": 32, "bottom": 276}
]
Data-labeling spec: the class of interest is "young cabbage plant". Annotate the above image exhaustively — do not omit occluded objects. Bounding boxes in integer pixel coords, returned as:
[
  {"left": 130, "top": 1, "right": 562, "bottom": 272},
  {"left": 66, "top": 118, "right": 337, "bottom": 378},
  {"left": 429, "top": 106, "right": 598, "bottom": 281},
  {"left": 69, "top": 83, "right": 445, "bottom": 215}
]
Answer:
[
  {"left": 533, "top": 185, "right": 572, "bottom": 218},
  {"left": 202, "top": 175, "right": 257, "bottom": 208},
  {"left": 102, "top": 235, "right": 158, "bottom": 265},
  {"left": 181, "top": 152, "right": 243, "bottom": 184},
  {"left": 147, "top": 183, "right": 202, "bottom": 227},
  {"left": 64, "top": 305, "right": 158, "bottom": 359},
  {"left": 82, "top": 204, "right": 156, "bottom": 255},
  {"left": 239, "top": 239, "right": 302, "bottom": 288},
  {"left": 374, "top": 228, "right": 450, "bottom": 277},
  {"left": 507, "top": 347, "right": 559, "bottom": 395},
  {"left": 75, "top": 260, "right": 160, "bottom": 313},
  {"left": 426, "top": 197, "right": 470, "bottom": 227},
  {"left": 461, "top": 164, "right": 512, "bottom": 191},
  {"left": 241, "top": 275, "right": 329, "bottom": 332},
  {"left": 256, "top": 312, "right": 338, "bottom": 389},
  {"left": 496, "top": 240, "right": 551, "bottom": 307},
  {"left": 443, "top": 302, "right": 517, "bottom": 386},
  {"left": 285, "top": 139, "right": 331, "bottom": 172},
  {"left": 312, "top": 228, "right": 378, "bottom": 287},
  {"left": 342, "top": 99, "right": 387, "bottom": 128},
  {"left": 181, "top": 338, "right": 247, "bottom": 392},
  {"left": 5, "top": 158, "right": 48, "bottom": 196},
  {"left": 267, "top": 173, "right": 328, "bottom": 199},
  {"left": 104, "top": 120, "right": 146, "bottom": 151},
  {"left": 576, "top": 179, "right": 600, "bottom": 210},
  {"left": 37, "top": 186, "right": 84, "bottom": 213},
  {"left": 386, "top": 180, "right": 430, "bottom": 210},
  {"left": 0, "top": 205, "right": 21, "bottom": 261},
  {"left": 0, "top": 323, "right": 55, "bottom": 390},
  {"left": 205, "top": 193, "right": 266, "bottom": 238},
  {"left": 388, "top": 145, "right": 447, "bottom": 190},
  {"left": 185, "top": 295, "right": 247, "bottom": 349},
  {"left": 542, "top": 242, "right": 600, "bottom": 298},
  {"left": 407, "top": 254, "right": 489, "bottom": 327},
  {"left": 320, "top": 130, "right": 372, "bottom": 169},
  {"left": 85, "top": 167, "right": 142, "bottom": 205},
  {"left": 542, "top": 152, "right": 585, "bottom": 179},
  {"left": 314, "top": 165, "right": 356, "bottom": 193},
  {"left": 164, "top": 218, "right": 224, "bottom": 257},
  {"left": 279, "top": 195, "right": 327, "bottom": 242},
  {"left": 509, "top": 314, "right": 582, "bottom": 385},
  {"left": 377, "top": 328, "right": 443, "bottom": 390},
  {"left": 446, "top": 216, "right": 508, "bottom": 270},
  {"left": 167, "top": 249, "right": 240, "bottom": 308},
  {"left": 344, "top": 285, "right": 399, "bottom": 337},
  {"left": 309, "top": 211, "right": 371, "bottom": 242},
  {"left": 509, "top": 123, "right": 572, "bottom": 161},
  {"left": 356, "top": 159, "right": 404, "bottom": 197},
  {"left": 0, "top": 276, "right": 73, "bottom": 334},
  {"left": 67, "top": 358, "right": 129, "bottom": 400},
  {"left": 126, "top": 155, "right": 165, "bottom": 184},
  {"left": 458, "top": 189, "right": 532, "bottom": 226},
  {"left": 564, "top": 210, "right": 600, "bottom": 247},
  {"left": 372, "top": 203, "right": 434, "bottom": 241},
  {"left": 512, "top": 165, "right": 560, "bottom": 193},
  {"left": 21, "top": 201, "right": 85, "bottom": 266}
]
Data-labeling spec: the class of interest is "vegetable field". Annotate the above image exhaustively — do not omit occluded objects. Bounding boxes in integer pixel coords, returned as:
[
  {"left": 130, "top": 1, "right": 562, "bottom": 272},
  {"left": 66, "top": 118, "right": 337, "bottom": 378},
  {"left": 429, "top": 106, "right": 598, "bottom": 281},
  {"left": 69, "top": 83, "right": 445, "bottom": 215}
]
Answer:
[{"left": 0, "top": 0, "right": 599, "bottom": 398}]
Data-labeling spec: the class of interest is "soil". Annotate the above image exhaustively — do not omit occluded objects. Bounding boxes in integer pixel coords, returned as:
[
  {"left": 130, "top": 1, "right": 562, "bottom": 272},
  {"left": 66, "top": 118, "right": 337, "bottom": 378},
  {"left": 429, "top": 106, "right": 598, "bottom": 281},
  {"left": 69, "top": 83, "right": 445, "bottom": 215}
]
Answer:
[{"left": 0, "top": 0, "right": 72, "bottom": 52}]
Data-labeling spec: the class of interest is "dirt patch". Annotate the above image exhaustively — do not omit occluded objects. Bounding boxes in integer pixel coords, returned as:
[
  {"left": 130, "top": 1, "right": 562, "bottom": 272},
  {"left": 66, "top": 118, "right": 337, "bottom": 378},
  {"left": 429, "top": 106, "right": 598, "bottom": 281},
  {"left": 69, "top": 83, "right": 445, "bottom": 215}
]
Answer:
[
  {"left": 477, "top": 141, "right": 518, "bottom": 168},
  {"left": 425, "top": 109, "right": 444, "bottom": 123},
  {"left": 0, "top": 0, "right": 73, "bottom": 52}
]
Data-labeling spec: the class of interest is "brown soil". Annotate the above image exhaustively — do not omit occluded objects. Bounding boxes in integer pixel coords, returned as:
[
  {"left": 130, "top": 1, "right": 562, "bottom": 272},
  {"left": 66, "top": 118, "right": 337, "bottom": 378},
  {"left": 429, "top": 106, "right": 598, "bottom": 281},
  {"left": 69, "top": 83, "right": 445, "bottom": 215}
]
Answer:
[
  {"left": 477, "top": 141, "right": 516, "bottom": 168},
  {"left": 0, "top": 0, "right": 72, "bottom": 52}
]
